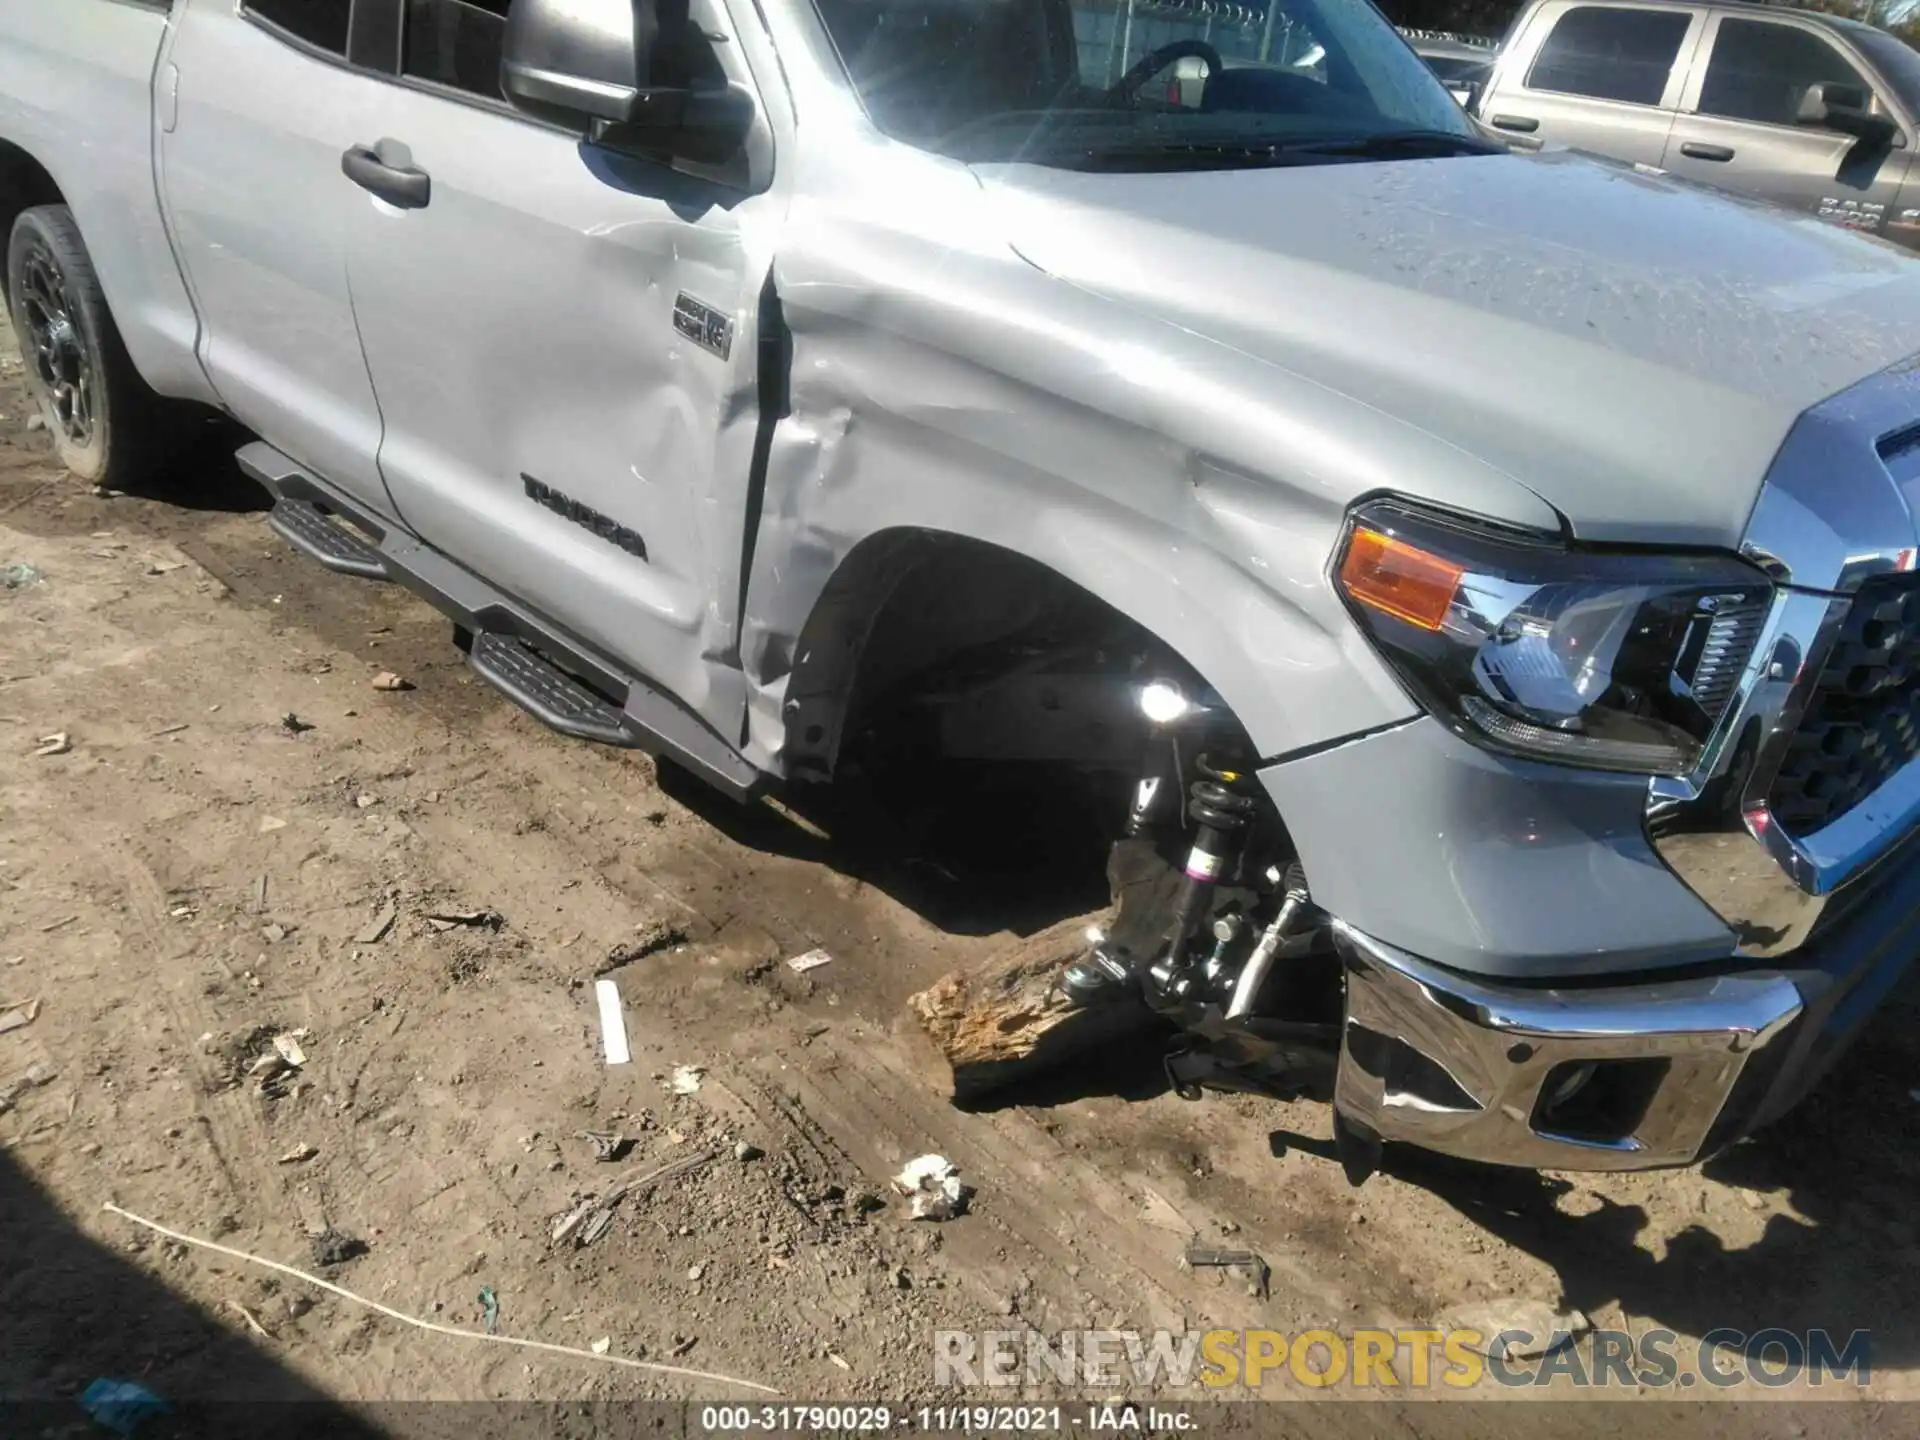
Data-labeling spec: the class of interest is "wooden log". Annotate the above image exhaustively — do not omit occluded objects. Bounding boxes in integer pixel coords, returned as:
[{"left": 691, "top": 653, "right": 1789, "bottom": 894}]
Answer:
[{"left": 907, "top": 911, "right": 1164, "bottom": 1103}]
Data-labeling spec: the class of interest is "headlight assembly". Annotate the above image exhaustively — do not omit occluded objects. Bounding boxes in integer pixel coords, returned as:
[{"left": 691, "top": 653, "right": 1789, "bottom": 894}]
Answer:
[{"left": 1334, "top": 499, "right": 1773, "bottom": 777}]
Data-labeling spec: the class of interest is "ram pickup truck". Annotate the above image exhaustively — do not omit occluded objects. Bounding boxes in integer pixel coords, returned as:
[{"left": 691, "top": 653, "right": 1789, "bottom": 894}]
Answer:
[
  {"left": 9, "top": 0, "right": 1920, "bottom": 1181},
  {"left": 1475, "top": 0, "right": 1920, "bottom": 248}
]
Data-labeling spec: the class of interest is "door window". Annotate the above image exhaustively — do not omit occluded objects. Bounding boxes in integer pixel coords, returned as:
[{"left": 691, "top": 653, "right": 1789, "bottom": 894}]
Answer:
[
  {"left": 1697, "top": 18, "right": 1871, "bottom": 128},
  {"left": 1525, "top": 5, "right": 1691, "bottom": 107},
  {"left": 403, "top": 0, "right": 512, "bottom": 99},
  {"left": 243, "top": 0, "right": 350, "bottom": 54}
]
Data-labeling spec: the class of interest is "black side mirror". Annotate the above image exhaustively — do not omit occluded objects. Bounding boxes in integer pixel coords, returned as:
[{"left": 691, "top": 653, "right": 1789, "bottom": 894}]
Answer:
[
  {"left": 501, "top": 0, "right": 753, "bottom": 165},
  {"left": 501, "top": 0, "right": 656, "bottom": 124},
  {"left": 1796, "top": 80, "right": 1898, "bottom": 147}
]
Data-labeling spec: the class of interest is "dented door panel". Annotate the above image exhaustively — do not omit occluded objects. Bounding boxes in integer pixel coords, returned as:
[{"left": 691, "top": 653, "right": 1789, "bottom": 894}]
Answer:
[{"left": 343, "top": 98, "right": 780, "bottom": 723}]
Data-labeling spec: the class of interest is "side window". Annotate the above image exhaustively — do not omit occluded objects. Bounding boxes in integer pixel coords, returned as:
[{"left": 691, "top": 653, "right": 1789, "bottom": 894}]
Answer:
[
  {"left": 243, "top": 0, "right": 350, "bottom": 53},
  {"left": 1697, "top": 19, "right": 1871, "bottom": 128},
  {"left": 403, "top": 0, "right": 513, "bottom": 99},
  {"left": 1525, "top": 5, "right": 1691, "bottom": 107}
]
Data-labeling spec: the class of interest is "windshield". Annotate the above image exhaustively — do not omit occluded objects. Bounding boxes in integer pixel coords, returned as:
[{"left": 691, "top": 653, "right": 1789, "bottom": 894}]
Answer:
[{"left": 810, "top": 0, "right": 1484, "bottom": 168}]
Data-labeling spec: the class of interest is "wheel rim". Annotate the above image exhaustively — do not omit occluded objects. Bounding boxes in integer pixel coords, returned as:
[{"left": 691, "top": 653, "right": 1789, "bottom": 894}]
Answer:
[{"left": 16, "top": 242, "right": 95, "bottom": 449}]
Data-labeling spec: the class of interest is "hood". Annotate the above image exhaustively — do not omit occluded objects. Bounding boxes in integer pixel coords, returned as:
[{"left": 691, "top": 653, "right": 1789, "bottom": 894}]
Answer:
[{"left": 974, "top": 148, "right": 1920, "bottom": 549}]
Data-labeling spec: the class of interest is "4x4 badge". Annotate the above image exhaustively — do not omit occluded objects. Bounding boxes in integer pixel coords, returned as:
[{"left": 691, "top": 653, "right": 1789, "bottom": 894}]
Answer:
[{"left": 672, "top": 293, "right": 733, "bottom": 360}]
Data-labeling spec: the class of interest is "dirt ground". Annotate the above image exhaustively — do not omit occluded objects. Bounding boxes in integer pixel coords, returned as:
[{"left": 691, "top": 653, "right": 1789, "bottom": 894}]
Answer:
[{"left": 3, "top": 312, "right": 1919, "bottom": 1431}]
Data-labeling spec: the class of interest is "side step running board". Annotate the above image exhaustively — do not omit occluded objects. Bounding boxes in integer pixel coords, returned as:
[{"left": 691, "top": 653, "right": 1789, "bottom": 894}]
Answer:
[
  {"left": 267, "top": 496, "right": 390, "bottom": 580},
  {"left": 468, "top": 631, "right": 638, "bottom": 748},
  {"left": 467, "top": 630, "right": 761, "bottom": 797},
  {"left": 467, "top": 630, "right": 760, "bottom": 796},
  {"left": 237, "top": 440, "right": 763, "bottom": 799}
]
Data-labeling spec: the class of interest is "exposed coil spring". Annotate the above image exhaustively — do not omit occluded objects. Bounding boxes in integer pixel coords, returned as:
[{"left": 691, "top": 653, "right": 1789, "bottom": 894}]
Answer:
[{"left": 1188, "top": 755, "right": 1258, "bottom": 833}]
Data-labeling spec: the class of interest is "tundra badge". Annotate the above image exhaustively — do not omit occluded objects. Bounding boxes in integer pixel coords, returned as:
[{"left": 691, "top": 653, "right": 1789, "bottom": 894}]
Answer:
[
  {"left": 673, "top": 293, "right": 734, "bottom": 360},
  {"left": 521, "top": 475, "right": 648, "bottom": 560}
]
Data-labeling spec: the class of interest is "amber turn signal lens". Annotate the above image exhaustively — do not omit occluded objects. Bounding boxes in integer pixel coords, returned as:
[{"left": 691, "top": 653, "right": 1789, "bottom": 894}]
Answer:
[{"left": 1339, "top": 526, "right": 1464, "bottom": 632}]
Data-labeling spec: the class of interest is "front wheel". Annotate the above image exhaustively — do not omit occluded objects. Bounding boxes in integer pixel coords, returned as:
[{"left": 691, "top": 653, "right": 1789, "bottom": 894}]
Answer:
[{"left": 6, "top": 203, "right": 176, "bottom": 487}]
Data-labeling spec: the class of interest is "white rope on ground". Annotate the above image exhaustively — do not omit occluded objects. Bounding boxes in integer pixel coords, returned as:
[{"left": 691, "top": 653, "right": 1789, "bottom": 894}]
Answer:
[{"left": 102, "top": 1201, "right": 781, "bottom": 1396}]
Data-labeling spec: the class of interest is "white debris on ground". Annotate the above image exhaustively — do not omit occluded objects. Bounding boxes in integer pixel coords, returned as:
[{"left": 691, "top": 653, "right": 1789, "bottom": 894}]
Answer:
[
  {"left": 271, "top": 1031, "right": 308, "bottom": 1067},
  {"left": 892, "top": 1154, "right": 969, "bottom": 1221},
  {"left": 595, "top": 978, "right": 631, "bottom": 1066}
]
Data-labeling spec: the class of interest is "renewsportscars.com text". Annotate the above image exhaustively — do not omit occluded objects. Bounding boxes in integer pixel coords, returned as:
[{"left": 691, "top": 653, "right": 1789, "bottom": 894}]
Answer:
[{"left": 934, "top": 1326, "right": 1871, "bottom": 1390}]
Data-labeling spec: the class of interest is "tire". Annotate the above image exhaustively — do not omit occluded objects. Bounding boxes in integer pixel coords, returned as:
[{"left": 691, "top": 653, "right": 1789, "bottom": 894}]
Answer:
[{"left": 6, "top": 203, "right": 176, "bottom": 488}]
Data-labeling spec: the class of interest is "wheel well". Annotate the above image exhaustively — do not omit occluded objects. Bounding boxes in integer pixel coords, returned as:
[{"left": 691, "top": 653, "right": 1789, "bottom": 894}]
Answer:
[
  {"left": 782, "top": 529, "right": 1227, "bottom": 783},
  {"left": 775, "top": 529, "right": 1283, "bottom": 939},
  {"left": 0, "top": 142, "right": 63, "bottom": 304}
]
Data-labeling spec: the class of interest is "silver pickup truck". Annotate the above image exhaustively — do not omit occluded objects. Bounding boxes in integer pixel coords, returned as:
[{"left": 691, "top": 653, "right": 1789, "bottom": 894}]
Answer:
[{"left": 9, "top": 0, "right": 1920, "bottom": 1181}]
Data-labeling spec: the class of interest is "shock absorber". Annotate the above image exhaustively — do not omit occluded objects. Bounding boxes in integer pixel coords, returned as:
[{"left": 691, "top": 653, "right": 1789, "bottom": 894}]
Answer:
[{"left": 1157, "top": 756, "right": 1259, "bottom": 982}]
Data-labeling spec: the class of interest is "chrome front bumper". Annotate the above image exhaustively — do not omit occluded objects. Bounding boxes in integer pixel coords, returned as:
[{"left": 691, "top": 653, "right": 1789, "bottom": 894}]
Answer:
[
  {"left": 1323, "top": 352, "right": 1920, "bottom": 1172},
  {"left": 1332, "top": 922, "right": 1810, "bottom": 1170}
]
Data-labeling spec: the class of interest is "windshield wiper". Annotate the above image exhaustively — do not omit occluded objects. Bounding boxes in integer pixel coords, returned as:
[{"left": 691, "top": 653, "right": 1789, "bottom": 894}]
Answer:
[
  {"left": 1279, "top": 129, "right": 1504, "bottom": 158},
  {"left": 1052, "top": 139, "right": 1323, "bottom": 172},
  {"left": 1021, "top": 129, "right": 1502, "bottom": 172}
]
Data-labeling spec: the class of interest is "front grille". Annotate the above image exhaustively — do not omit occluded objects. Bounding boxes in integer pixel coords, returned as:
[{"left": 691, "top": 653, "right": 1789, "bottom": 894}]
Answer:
[
  {"left": 1688, "top": 600, "right": 1768, "bottom": 720},
  {"left": 1771, "top": 575, "right": 1920, "bottom": 836}
]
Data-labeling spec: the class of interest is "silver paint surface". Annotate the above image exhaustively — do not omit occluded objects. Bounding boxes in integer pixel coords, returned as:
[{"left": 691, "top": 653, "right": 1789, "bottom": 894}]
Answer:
[
  {"left": 0, "top": 0, "right": 217, "bottom": 405},
  {"left": 15, "top": 0, "right": 1920, "bottom": 987},
  {"left": 157, "top": 0, "right": 398, "bottom": 514}
]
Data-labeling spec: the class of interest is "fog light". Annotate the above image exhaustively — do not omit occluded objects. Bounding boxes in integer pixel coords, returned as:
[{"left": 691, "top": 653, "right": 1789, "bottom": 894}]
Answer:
[
  {"left": 1532, "top": 1058, "right": 1671, "bottom": 1145},
  {"left": 1545, "top": 1061, "right": 1596, "bottom": 1109}
]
